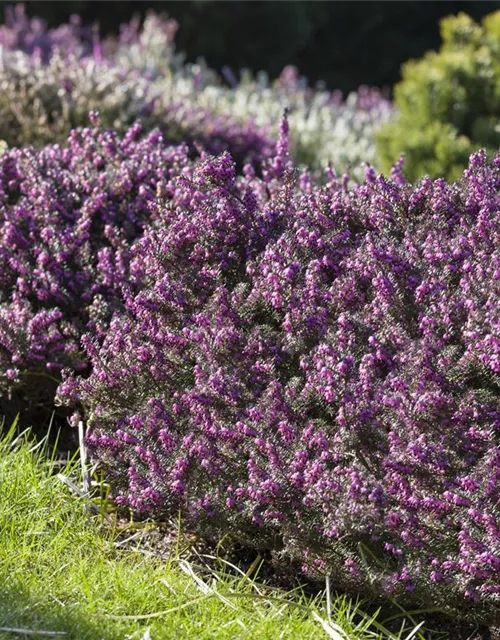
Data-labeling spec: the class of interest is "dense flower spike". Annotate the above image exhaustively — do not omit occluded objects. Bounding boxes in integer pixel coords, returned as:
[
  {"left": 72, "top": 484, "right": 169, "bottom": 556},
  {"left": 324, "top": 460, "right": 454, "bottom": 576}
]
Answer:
[{"left": 72, "top": 131, "right": 500, "bottom": 621}]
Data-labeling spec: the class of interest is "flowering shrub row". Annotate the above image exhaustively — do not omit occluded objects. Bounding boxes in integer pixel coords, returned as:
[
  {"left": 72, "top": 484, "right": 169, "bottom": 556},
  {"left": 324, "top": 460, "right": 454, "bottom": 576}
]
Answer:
[
  {"left": 0, "top": 6, "right": 392, "bottom": 177},
  {"left": 65, "top": 118, "right": 500, "bottom": 621},
  {"left": 0, "top": 119, "right": 193, "bottom": 421}
]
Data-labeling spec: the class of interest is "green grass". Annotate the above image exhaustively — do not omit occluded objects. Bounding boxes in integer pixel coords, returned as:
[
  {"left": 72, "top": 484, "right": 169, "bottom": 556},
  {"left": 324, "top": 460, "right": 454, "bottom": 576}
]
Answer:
[{"left": 0, "top": 424, "right": 448, "bottom": 640}]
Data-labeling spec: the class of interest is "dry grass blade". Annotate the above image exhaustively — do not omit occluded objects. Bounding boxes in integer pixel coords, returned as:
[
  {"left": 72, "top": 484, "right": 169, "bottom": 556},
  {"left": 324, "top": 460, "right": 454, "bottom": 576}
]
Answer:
[
  {"left": 404, "top": 622, "right": 426, "bottom": 640},
  {"left": 56, "top": 473, "right": 87, "bottom": 499},
  {"left": 178, "top": 559, "right": 238, "bottom": 610},
  {"left": 113, "top": 530, "right": 147, "bottom": 548},
  {"left": 311, "top": 611, "right": 351, "bottom": 640},
  {"left": 178, "top": 559, "right": 212, "bottom": 595},
  {"left": 0, "top": 627, "right": 66, "bottom": 637},
  {"left": 78, "top": 419, "right": 90, "bottom": 495},
  {"left": 191, "top": 551, "right": 266, "bottom": 596}
]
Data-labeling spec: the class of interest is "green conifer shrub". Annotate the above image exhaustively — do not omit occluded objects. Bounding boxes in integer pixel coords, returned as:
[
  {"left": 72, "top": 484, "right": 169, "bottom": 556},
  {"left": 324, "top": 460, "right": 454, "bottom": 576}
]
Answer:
[{"left": 376, "top": 11, "right": 500, "bottom": 181}]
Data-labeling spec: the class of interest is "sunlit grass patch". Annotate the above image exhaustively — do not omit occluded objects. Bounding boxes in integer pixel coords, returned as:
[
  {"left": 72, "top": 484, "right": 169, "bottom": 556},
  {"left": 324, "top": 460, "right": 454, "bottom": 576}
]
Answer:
[{"left": 0, "top": 423, "right": 455, "bottom": 639}]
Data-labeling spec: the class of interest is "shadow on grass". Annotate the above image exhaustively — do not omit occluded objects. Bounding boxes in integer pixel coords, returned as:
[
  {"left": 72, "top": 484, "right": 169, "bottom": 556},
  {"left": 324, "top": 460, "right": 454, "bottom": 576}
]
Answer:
[
  {"left": 1, "top": 381, "right": 80, "bottom": 457},
  {"left": 0, "top": 579, "right": 130, "bottom": 640}
]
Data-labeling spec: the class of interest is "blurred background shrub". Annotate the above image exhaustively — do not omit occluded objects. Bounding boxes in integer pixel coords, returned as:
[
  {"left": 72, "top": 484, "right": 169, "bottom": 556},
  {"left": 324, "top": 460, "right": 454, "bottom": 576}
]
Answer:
[
  {"left": 5, "top": 1, "right": 499, "bottom": 94},
  {"left": 0, "top": 20, "right": 273, "bottom": 166},
  {"left": 376, "top": 11, "right": 500, "bottom": 181},
  {"left": 0, "top": 6, "right": 391, "bottom": 179}
]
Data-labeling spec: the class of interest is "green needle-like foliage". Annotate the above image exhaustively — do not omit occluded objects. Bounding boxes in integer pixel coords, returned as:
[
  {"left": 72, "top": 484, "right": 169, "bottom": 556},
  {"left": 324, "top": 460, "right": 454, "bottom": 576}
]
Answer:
[{"left": 376, "top": 11, "right": 500, "bottom": 181}]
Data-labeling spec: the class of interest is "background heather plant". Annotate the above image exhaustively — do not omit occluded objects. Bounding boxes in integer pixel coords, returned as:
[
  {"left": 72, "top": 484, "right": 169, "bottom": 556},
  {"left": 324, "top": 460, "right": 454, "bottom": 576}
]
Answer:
[
  {"left": 106, "top": 14, "right": 394, "bottom": 178},
  {"left": 0, "top": 48, "right": 150, "bottom": 148},
  {"left": 0, "top": 45, "right": 272, "bottom": 165},
  {"left": 166, "top": 64, "right": 393, "bottom": 179},
  {"left": 69, "top": 120, "right": 500, "bottom": 623},
  {"left": 0, "top": 6, "right": 392, "bottom": 177},
  {"left": 0, "top": 118, "right": 195, "bottom": 425},
  {"left": 0, "top": 3, "right": 94, "bottom": 59},
  {"left": 0, "top": 7, "right": 272, "bottom": 165}
]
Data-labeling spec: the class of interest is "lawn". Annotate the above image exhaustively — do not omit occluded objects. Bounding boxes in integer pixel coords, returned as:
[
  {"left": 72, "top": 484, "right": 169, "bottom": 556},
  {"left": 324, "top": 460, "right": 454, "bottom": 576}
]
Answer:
[{"left": 0, "top": 424, "right": 445, "bottom": 640}]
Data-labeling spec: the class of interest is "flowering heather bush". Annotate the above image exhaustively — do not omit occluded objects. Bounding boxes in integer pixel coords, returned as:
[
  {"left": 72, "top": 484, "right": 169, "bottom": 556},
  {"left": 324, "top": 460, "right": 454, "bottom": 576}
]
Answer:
[
  {"left": 105, "top": 13, "right": 394, "bottom": 176},
  {"left": 103, "top": 10, "right": 187, "bottom": 79},
  {"left": 0, "top": 49, "right": 152, "bottom": 148},
  {"left": 0, "top": 3, "right": 93, "bottom": 60},
  {"left": 169, "top": 65, "right": 393, "bottom": 178},
  {"left": 0, "top": 7, "right": 390, "bottom": 175},
  {"left": 0, "top": 6, "right": 272, "bottom": 165},
  {"left": 70, "top": 118, "right": 500, "bottom": 621},
  {"left": 0, "top": 45, "right": 272, "bottom": 165},
  {"left": 0, "top": 119, "right": 193, "bottom": 422}
]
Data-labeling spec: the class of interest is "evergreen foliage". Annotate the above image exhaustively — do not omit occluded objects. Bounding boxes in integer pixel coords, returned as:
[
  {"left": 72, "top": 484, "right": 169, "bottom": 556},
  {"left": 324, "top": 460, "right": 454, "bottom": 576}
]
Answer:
[{"left": 377, "top": 11, "right": 500, "bottom": 181}]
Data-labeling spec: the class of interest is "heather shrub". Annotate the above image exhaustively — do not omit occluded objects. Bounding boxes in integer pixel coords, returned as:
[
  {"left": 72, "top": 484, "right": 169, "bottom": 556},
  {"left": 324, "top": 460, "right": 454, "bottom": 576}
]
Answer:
[
  {"left": 0, "top": 45, "right": 272, "bottom": 165},
  {"left": 0, "top": 9, "right": 270, "bottom": 164},
  {"left": 168, "top": 65, "right": 393, "bottom": 178},
  {"left": 11, "top": 1, "right": 495, "bottom": 94},
  {"left": 0, "top": 7, "right": 391, "bottom": 176},
  {"left": 0, "top": 119, "right": 194, "bottom": 424},
  {"left": 0, "top": 49, "right": 153, "bottom": 149},
  {"left": 103, "top": 10, "right": 187, "bottom": 78},
  {"left": 0, "top": 3, "right": 93, "bottom": 59},
  {"left": 111, "top": 12, "right": 393, "bottom": 179},
  {"left": 376, "top": 11, "right": 500, "bottom": 181},
  {"left": 69, "top": 119, "right": 500, "bottom": 621}
]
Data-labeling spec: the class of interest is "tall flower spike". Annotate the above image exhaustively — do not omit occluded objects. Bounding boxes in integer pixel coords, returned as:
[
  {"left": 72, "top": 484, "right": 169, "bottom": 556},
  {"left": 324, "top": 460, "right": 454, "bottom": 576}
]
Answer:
[
  {"left": 271, "top": 108, "right": 290, "bottom": 179},
  {"left": 390, "top": 154, "right": 407, "bottom": 187}
]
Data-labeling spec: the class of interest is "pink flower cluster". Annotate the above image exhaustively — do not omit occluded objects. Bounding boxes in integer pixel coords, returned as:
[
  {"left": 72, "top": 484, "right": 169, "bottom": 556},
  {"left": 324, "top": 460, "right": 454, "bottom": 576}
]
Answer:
[{"left": 0, "top": 119, "right": 193, "bottom": 419}]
